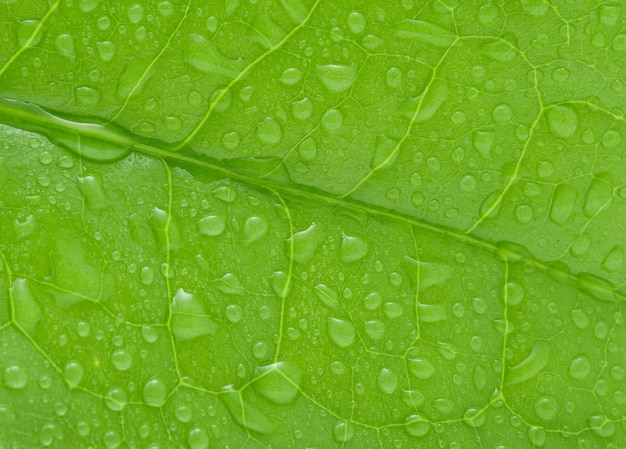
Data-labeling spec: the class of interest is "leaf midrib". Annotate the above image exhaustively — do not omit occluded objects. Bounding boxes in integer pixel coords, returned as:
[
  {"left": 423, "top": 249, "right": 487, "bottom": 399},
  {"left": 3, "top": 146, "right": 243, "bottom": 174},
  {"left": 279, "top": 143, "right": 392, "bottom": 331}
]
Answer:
[{"left": 0, "top": 95, "right": 620, "bottom": 305}]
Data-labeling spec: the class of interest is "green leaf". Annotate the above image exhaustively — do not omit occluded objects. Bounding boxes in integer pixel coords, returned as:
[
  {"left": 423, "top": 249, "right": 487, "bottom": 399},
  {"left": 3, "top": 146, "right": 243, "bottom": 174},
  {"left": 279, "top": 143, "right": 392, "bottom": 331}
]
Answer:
[{"left": 1, "top": 0, "right": 625, "bottom": 447}]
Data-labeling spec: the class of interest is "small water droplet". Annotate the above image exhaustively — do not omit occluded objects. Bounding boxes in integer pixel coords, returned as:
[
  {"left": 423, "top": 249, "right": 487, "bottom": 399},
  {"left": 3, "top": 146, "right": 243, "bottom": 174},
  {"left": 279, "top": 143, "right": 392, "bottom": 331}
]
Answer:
[
  {"left": 534, "top": 396, "right": 558, "bottom": 420},
  {"left": 142, "top": 378, "right": 168, "bottom": 407},
  {"left": 127, "top": 3, "right": 144, "bottom": 22},
  {"left": 75, "top": 86, "right": 102, "bottom": 107},
  {"left": 602, "top": 245, "right": 624, "bottom": 272},
  {"left": 212, "top": 185, "right": 238, "bottom": 202},
  {"left": 96, "top": 41, "right": 116, "bottom": 61},
  {"left": 175, "top": 404, "right": 193, "bottom": 422},
  {"left": 404, "top": 415, "right": 430, "bottom": 437},
  {"left": 187, "top": 428, "right": 210, "bottom": 449},
  {"left": 280, "top": 67, "right": 303, "bottom": 85},
  {"left": 583, "top": 177, "right": 612, "bottom": 217},
  {"left": 4, "top": 365, "right": 28, "bottom": 390},
  {"left": 63, "top": 361, "right": 84, "bottom": 387},
  {"left": 292, "top": 97, "right": 313, "bottom": 120},
  {"left": 141, "top": 325, "right": 158, "bottom": 343},
  {"left": 601, "top": 129, "right": 622, "bottom": 148},
  {"left": 569, "top": 355, "right": 591, "bottom": 380},
  {"left": 332, "top": 421, "right": 354, "bottom": 442},
  {"left": 225, "top": 304, "right": 243, "bottom": 323},
  {"left": 549, "top": 183, "right": 577, "bottom": 225},
  {"left": 459, "top": 174, "right": 476, "bottom": 193},
  {"left": 297, "top": 137, "right": 317, "bottom": 161},
  {"left": 386, "top": 67, "right": 402, "bottom": 88},
  {"left": 256, "top": 116, "right": 283, "bottom": 145},
  {"left": 377, "top": 368, "right": 398, "bottom": 394},
  {"left": 111, "top": 349, "right": 133, "bottom": 371},
  {"left": 528, "top": 426, "right": 546, "bottom": 446},
  {"left": 408, "top": 358, "right": 434, "bottom": 379},
  {"left": 492, "top": 104, "right": 513, "bottom": 122},
  {"left": 55, "top": 34, "right": 76, "bottom": 59},
  {"left": 321, "top": 108, "right": 343, "bottom": 132},
  {"left": 316, "top": 64, "right": 357, "bottom": 93},
  {"left": 463, "top": 407, "right": 485, "bottom": 428},
  {"left": 364, "top": 319, "right": 385, "bottom": 339},
  {"left": 339, "top": 233, "right": 367, "bottom": 263},
  {"left": 288, "top": 223, "right": 320, "bottom": 264},
  {"left": 515, "top": 204, "right": 534, "bottom": 223},
  {"left": 546, "top": 105, "right": 578, "bottom": 138},
  {"left": 222, "top": 131, "right": 240, "bottom": 151},
  {"left": 327, "top": 317, "right": 355, "bottom": 347}
]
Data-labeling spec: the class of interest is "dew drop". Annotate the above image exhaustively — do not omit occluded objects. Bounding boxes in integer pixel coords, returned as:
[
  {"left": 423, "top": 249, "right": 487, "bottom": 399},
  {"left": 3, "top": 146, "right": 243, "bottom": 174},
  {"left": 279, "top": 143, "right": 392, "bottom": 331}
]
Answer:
[
  {"left": 370, "top": 134, "right": 399, "bottom": 169},
  {"left": 243, "top": 216, "right": 268, "bottom": 245},
  {"left": 347, "top": 11, "right": 366, "bottom": 34},
  {"left": 459, "top": 174, "right": 476, "bottom": 193},
  {"left": 143, "top": 378, "right": 168, "bottom": 407},
  {"left": 569, "top": 355, "right": 591, "bottom": 380},
  {"left": 141, "top": 325, "right": 158, "bottom": 343},
  {"left": 80, "top": 0, "right": 100, "bottom": 12},
  {"left": 127, "top": 3, "right": 144, "bottom": 22},
  {"left": 63, "top": 361, "right": 84, "bottom": 387},
  {"left": 187, "top": 428, "right": 210, "bottom": 449},
  {"left": 534, "top": 396, "right": 558, "bottom": 420},
  {"left": 316, "top": 64, "right": 357, "bottom": 93},
  {"left": 386, "top": 67, "right": 402, "bottom": 88},
  {"left": 55, "top": 34, "right": 76, "bottom": 59},
  {"left": 364, "top": 320, "right": 385, "bottom": 339},
  {"left": 463, "top": 407, "right": 485, "bottom": 428},
  {"left": 327, "top": 317, "right": 355, "bottom": 347},
  {"left": 546, "top": 105, "right": 578, "bottom": 138},
  {"left": 4, "top": 365, "right": 28, "bottom": 390},
  {"left": 225, "top": 304, "right": 243, "bottom": 323},
  {"left": 408, "top": 358, "right": 434, "bottom": 379},
  {"left": 297, "top": 137, "right": 317, "bottom": 161},
  {"left": 332, "top": 422, "right": 354, "bottom": 442},
  {"left": 404, "top": 416, "right": 430, "bottom": 437},
  {"left": 602, "top": 245, "right": 623, "bottom": 272},
  {"left": 175, "top": 404, "right": 193, "bottom": 422},
  {"left": 104, "top": 387, "right": 127, "bottom": 411},
  {"left": 583, "top": 178, "right": 612, "bottom": 217},
  {"left": 339, "top": 233, "right": 367, "bottom": 263},
  {"left": 75, "top": 86, "right": 102, "bottom": 107},
  {"left": 198, "top": 215, "right": 225, "bottom": 237},
  {"left": 292, "top": 97, "right": 313, "bottom": 120},
  {"left": 321, "top": 108, "right": 343, "bottom": 132},
  {"left": 528, "top": 426, "right": 546, "bottom": 446},
  {"left": 212, "top": 185, "right": 237, "bottom": 202},
  {"left": 363, "top": 291, "right": 382, "bottom": 310},
  {"left": 111, "top": 349, "right": 133, "bottom": 371},
  {"left": 492, "top": 104, "right": 513, "bottom": 122},
  {"left": 377, "top": 368, "right": 398, "bottom": 394},
  {"left": 256, "top": 117, "right": 282, "bottom": 145},
  {"left": 280, "top": 67, "right": 303, "bottom": 85},
  {"left": 252, "top": 362, "right": 301, "bottom": 404},
  {"left": 314, "top": 284, "right": 339, "bottom": 309},
  {"left": 171, "top": 288, "right": 217, "bottom": 341}
]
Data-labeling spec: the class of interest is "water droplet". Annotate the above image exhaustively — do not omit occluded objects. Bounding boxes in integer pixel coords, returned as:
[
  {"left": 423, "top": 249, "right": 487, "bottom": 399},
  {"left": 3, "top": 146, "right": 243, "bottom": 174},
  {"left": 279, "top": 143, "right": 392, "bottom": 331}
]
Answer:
[
  {"left": 212, "top": 185, "right": 238, "bottom": 202},
  {"left": 370, "top": 134, "right": 399, "bottom": 169},
  {"left": 292, "top": 97, "right": 313, "bottom": 120},
  {"left": 219, "top": 386, "right": 273, "bottom": 434},
  {"left": 463, "top": 407, "right": 485, "bottom": 428},
  {"left": 187, "top": 428, "right": 210, "bottom": 449},
  {"left": 75, "top": 86, "right": 102, "bottom": 107},
  {"left": 280, "top": 67, "right": 303, "bottom": 85},
  {"left": 528, "top": 426, "right": 546, "bottom": 446},
  {"left": 175, "top": 404, "right": 192, "bottom": 422},
  {"left": 408, "top": 358, "right": 434, "bottom": 379},
  {"left": 599, "top": 4, "right": 619, "bottom": 26},
  {"left": 3, "top": 365, "right": 28, "bottom": 390},
  {"left": 537, "top": 160, "right": 554, "bottom": 178},
  {"left": 404, "top": 79, "right": 448, "bottom": 122},
  {"left": 347, "top": 11, "right": 366, "bottom": 34},
  {"left": 217, "top": 273, "right": 244, "bottom": 295},
  {"left": 198, "top": 215, "right": 225, "bottom": 237},
  {"left": 583, "top": 177, "right": 612, "bottom": 217},
  {"left": 364, "top": 320, "right": 385, "bottom": 339},
  {"left": 546, "top": 105, "right": 577, "bottom": 138},
  {"left": 252, "top": 362, "right": 301, "bottom": 404},
  {"left": 96, "top": 41, "right": 116, "bottom": 62},
  {"left": 225, "top": 304, "right": 243, "bottom": 323},
  {"left": 569, "top": 355, "right": 591, "bottom": 380},
  {"left": 288, "top": 223, "right": 320, "bottom": 264},
  {"left": 394, "top": 20, "right": 455, "bottom": 47},
  {"left": 171, "top": 288, "right": 217, "bottom": 341},
  {"left": 327, "top": 318, "right": 355, "bottom": 347},
  {"left": 459, "top": 174, "right": 476, "bottom": 193},
  {"left": 339, "top": 233, "right": 367, "bottom": 263},
  {"left": 222, "top": 131, "right": 240, "bottom": 151},
  {"left": 404, "top": 416, "right": 430, "bottom": 437},
  {"left": 476, "top": 2, "right": 500, "bottom": 25},
  {"left": 505, "top": 282, "right": 524, "bottom": 305},
  {"left": 433, "top": 398, "right": 454, "bottom": 414},
  {"left": 321, "top": 108, "right": 343, "bottom": 132},
  {"left": 18, "top": 20, "right": 43, "bottom": 47},
  {"left": 479, "top": 39, "right": 516, "bottom": 61},
  {"left": 506, "top": 340, "right": 550, "bottom": 385},
  {"left": 601, "top": 129, "right": 622, "bottom": 148},
  {"left": 141, "top": 325, "right": 158, "bottom": 343},
  {"left": 256, "top": 117, "right": 282, "bottom": 145},
  {"left": 103, "top": 387, "right": 126, "bottom": 411},
  {"left": 549, "top": 183, "right": 577, "bottom": 225},
  {"left": 127, "top": 3, "right": 144, "bottom": 22},
  {"left": 473, "top": 129, "right": 493, "bottom": 159},
  {"left": 588, "top": 415, "right": 615, "bottom": 437},
  {"left": 386, "top": 67, "right": 402, "bottom": 88},
  {"left": 362, "top": 292, "right": 382, "bottom": 310},
  {"left": 316, "top": 64, "right": 357, "bottom": 93},
  {"left": 59, "top": 362, "right": 82, "bottom": 390},
  {"left": 473, "top": 365, "right": 486, "bottom": 391},
  {"left": 411, "top": 191, "right": 425, "bottom": 207},
  {"left": 243, "top": 216, "right": 268, "bottom": 245},
  {"left": 55, "top": 34, "right": 76, "bottom": 59},
  {"left": 602, "top": 245, "right": 623, "bottom": 272},
  {"left": 111, "top": 349, "right": 133, "bottom": 371},
  {"left": 515, "top": 204, "right": 533, "bottom": 223},
  {"left": 492, "top": 104, "right": 513, "bottom": 122},
  {"left": 143, "top": 378, "right": 168, "bottom": 407},
  {"left": 377, "top": 368, "right": 398, "bottom": 394},
  {"left": 534, "top": 396, "right": 558, "bottom": 420},
  {"left": 80, "top": 0, "right": 100, "bottom": 12},
  {"left": 332, "top": 422, "right": 354, "bottom": 442}
]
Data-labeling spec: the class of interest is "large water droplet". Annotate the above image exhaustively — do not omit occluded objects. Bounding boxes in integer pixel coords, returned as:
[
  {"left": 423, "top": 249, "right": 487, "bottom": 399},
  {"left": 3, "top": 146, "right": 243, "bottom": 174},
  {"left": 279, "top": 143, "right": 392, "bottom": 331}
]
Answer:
[
  {"left": 404, "top": 415, "right": 430, "bottom": 437},
  {"left": 111, "top": 349, "right": 133, "bottom": 371},
  {"left": 256, "top": 117, "right": 283, "bottom": 145},
  {"left": 332, "top": 421, "right": 354, "bottom": 442},
  {"left": 339, "top": 233, "right": 367, "bottom": 263},
  {"left": 377, "top": 368, "right": 398, "bottom": 394},
  {"left": 142, "top": 378, "right": 168, "bottom": 407},
  {"left": 534, "top": 396, "right": 558, "bottom": 420},
  {"left": 288, "top": 223, "right": 320, "bottom": 264},
  {"left": 64, "top": 361, "right": 84, "bottom": 387},
  {"left": 4, "top": 365, "right": 28, "bottom": 390},
  {"left": 316, "top": 64, "right": 357, "bottom": 93},
  {"left": 569, "top": 355, "right": 591, "bottom": 380},
  {"left": 11, "top": 278, "right": 42, "bottom": 334},
  {"left": 393, "top": 20, "right": 455, "bottom": 47},
  {"left": 55, "top": 34, "right": 76, "bottom": 59},
  {"left": 171, "top": 288, "right": 217, "bottom": 341},
  {"left": 546, "top": 105, "right": 578, "bottom": 138},
  {"left": 198, "top": 215, "right": 225, "bottom": 236},
  {"left": 408, "top": 358, "right": 434, "bottom": 379},
  {"left": 347, "top": 11, "right": 366, "bottom": 34},
  {"left": 583, "top": 177, "right": 612, "bottom": 217},
  {"left": 370, "top": 134, "right": 399, "bottom": 169},
  {"left": 314, "top": 284, "right": 339, "bottom": 309},
  {"left": 252, "top": 362, "right": 301, "bottom": 405},
  {"left": 243, "top": 216, "right": 268, "bottom": 245},
  {"left": 187, "top": 428, "right": 210, "bottom": 449},
  {"left": 549, "top": 183, "right": 577, "bottom": 225},
  {"left": 104, "top": 387, "right": 127, "bottom": 411},
  {"left": 327, "top": 318, "right": 355, "bottom": 347}
]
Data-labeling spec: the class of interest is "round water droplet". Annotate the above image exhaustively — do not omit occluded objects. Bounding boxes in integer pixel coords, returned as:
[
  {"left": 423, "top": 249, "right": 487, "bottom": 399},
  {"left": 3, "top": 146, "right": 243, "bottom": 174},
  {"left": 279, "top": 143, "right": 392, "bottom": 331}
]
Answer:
[
  {"left": 492, "top": 104, "right": 513, "bottom": 122},
  {"left": 459, "top": 175, "right": 476, "bottom": 193},
  {"left": 333, "top": 422, "right": 354, "bottom": 442},
  {"left": 55, "top": 34, "right": 76, "bottom": 58},
  {"left": 292, "top": 97, "right": 313, "bottom": 120},
  {"left": 546, "top": 106, "right": 577, "bottom": 138},
  {"left": 175, "top": 404, "right": 193, "bottom": 422},
  {"left": 601, "top": 129, "right": 622, "bottom": 148},
  {"left": 158, "top": 1, "right": 174, "bottom": 16},
  {"left": 280, "top": 67, "right": 303, "bottom": 85},
  {"left": 411, "top": 191, "right": 425, "bottom": 207},
  {"left": 316, "top": 64, "right": 357, "bottom": 93},
  {"left": 364, "top": 320, "right": 385, "bottom": 339},
  {"left": 127, "top": 3, "right": 144, "bottom": 22},
  {"left": 256, "top": 117, "right": 282, "bottom": 145},
  {"left": 463, "top": 407, "right": 485, "bottom": 428},
  {"left": 347, "top": 11, "right": 366, "bottom": 34},
  {"left": 569, "top": 355, "right": 591, "bottom": 380},
  {"left": 327, "top": 318, "right": 355, "bottom": 347},
  {"left": 222, "top": 131, "right": 240, "bottom": 151},
  {"left": 534, "top": 396, "right": 558, "bottom": 420},
  {"left": 386, "top": 67, "right": 402, "bottom": 88},
  {"left": 187, "top": 428, "right": 210, "bottom": 449},
  {"left": 143, "top": 378, "right": 168, "bottom": 407},
  {"left": 252, "top": 362, "right": 301, "bottom": 404},
  {"left": 339, "top": 233, "right": 367, "bottom": 263},
  {"left": 111, "top": 349, "right": 133, "bottom": 371},
  {"left": 405, "top": 416, "right": 430, "bottom": 437},
  {"left": 363, "top": 292, "right": 382, "bottom": 310},
  {"left": 243, "top": 216, "right": 268, "bottom": 244},
  {"left": 64, "top": 361, "right": 84, "bottom": 387},
  {"left": 104, "top": 387, "right": 127, "bottom": 411},
  {"left": 408, "top": 358, "right": 434, "bottom": 379},
  {"left": 225, "top": 304, "right": 243, "bottom": 323},
  {"left": 103, "top": 430, "right": 121, "bottom": 449},
  {"left": 528, "top": 426, "right": 546, "bottom": 446},
  {"left": 321, "top": 108, "right": 343, "bottom": 132},
  {"left": 505, "top": 282, "right": 524, "bottom": 305},
  {"left": 377, "top": 368, "right": 398, "bottom": 394},
  {"left": 142, "top": 326, "right": 159, "bottom": 342},
  {"left": 4, "top": 365, "right": 28, "bottom": 390},
  {"left": 515, "top": 204, "right": 533, "bottom": 223},
  {"left": 297, "top": 137, "right": 317, "bottom": 161},
  {"left": 198, "top": 215, "right": 225, "bottom": 236}
]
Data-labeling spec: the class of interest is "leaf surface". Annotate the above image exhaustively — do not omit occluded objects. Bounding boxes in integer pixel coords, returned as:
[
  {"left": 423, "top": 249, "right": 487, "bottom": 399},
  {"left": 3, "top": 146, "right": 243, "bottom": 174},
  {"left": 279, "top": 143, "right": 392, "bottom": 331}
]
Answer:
[{"left": 1, "top": 0, "right": 626, "bottom": 447}]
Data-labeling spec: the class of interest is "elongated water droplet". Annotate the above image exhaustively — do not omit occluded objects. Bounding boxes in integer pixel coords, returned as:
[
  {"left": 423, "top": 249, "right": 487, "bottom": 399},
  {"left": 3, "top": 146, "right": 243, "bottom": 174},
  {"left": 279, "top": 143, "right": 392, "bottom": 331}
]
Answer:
[{"left": 316, "top": 64, "right": 357, "bottom": 93}]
